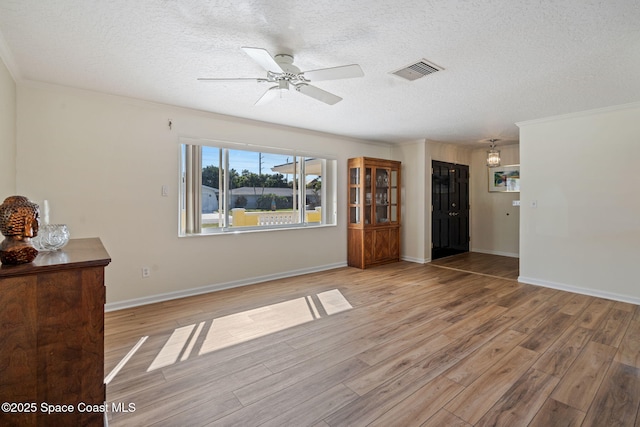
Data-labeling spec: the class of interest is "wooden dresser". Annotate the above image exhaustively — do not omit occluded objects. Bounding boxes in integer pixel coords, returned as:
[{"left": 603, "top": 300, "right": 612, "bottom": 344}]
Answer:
[{"left": 0, "top": 238, "right": 110, "bottom": 427}]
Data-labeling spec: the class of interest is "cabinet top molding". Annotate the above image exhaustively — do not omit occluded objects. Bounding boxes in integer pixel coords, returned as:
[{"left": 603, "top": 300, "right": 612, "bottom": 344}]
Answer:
[{"left": 0, "top": 237, "right": 110, "bottom": 278}]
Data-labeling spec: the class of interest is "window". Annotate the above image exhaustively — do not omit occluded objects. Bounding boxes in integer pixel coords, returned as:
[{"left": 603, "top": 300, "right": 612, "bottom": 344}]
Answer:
[{"left": 179, "top": 139, "right": 336, "bottom": 235}]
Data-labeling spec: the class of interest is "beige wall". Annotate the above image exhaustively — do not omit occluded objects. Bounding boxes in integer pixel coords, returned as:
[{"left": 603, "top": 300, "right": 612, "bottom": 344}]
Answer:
[
  {"left": 392, "top": 140, "right": 427, "bottom": 263},
  {"left": 518, "top": 102, "right": 640, "bottom": 303},
  {"left": 428, "top": 140, "right": 472, "bottom": 167},
  {"left": 15, "top": 81, "right": 392, "bottom": 308},
  {"left": 0, "top": 56, "right": 16, "bottom": 197},
  {"left": 470, "top": 144, "right": 520, "bottom": 257}
]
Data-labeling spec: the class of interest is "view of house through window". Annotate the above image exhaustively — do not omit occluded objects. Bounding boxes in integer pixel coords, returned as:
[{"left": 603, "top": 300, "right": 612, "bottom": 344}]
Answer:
[{"left": 180, "top": 141, "right": 335, "bottom": 235}]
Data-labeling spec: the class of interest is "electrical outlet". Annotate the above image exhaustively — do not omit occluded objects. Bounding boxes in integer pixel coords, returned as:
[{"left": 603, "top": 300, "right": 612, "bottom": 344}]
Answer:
[{"left": 142, "top": 267, "right": 150, "bottom": 278}]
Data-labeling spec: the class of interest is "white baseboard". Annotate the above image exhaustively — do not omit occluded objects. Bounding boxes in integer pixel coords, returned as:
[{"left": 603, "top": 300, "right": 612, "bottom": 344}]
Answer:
[
  {"left": 401, "top": 255, "right": 430, "bottom": 264},
  {"left": 518, "top": 276, "right": 640, "bottom": 306},
  {"left": 105, "top": 261, "right": 348, "bottom": 312},
  {"left": 471, "top": 248, "right": 520, "bottom": 258}
]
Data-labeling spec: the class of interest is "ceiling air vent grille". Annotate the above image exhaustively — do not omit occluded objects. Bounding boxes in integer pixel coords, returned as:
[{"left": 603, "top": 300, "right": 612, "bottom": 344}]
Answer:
[{"left": 391, "top": 59, "right": 443, "bottom": 81}]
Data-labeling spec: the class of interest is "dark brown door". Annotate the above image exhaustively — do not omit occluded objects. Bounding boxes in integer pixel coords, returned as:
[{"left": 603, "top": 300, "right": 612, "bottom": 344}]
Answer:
[{"left": 432, "top": 161, "right": 469, "bottom": 260}]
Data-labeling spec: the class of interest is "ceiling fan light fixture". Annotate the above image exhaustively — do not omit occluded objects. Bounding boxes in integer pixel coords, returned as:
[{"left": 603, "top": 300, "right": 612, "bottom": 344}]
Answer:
[
  {"left": 486, "top": 139, "right": 501, "bottom": 167},
  {"left": 278, "top": 80, "right": 289, "bottom": 91},
  {"left": 277, "top": 81, "right": 290, "bottom": 100}
]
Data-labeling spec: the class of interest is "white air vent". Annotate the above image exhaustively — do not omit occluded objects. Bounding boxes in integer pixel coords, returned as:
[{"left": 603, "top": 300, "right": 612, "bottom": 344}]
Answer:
[{"left": 391, "top": 59, "right": 443, "bottom": 81}]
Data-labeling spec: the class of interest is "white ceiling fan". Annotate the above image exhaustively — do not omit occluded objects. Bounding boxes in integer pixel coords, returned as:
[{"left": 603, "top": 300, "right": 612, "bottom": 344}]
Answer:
[{"left": 198, "top": 47, "right": 364, "bottom": 106}]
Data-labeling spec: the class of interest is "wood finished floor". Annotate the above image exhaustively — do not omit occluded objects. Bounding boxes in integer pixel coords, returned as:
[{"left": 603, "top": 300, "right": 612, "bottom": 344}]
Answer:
[
  {"left": 430, "top": 252, "right": 520, "bottom": 281},
  {"left": 105, "top": 258, "right": 640, "bottom": 426}
]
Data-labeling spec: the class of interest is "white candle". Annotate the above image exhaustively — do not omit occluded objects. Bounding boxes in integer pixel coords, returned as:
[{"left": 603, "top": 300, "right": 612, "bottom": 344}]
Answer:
[{"left": 43, "top": 199, "right": 50, "bottom": 225}]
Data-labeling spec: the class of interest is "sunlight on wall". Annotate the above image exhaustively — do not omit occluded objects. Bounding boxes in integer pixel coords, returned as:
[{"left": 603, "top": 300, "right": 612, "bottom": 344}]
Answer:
[{"left": 143, "top": 289, "right": 353, "bottom": 373}]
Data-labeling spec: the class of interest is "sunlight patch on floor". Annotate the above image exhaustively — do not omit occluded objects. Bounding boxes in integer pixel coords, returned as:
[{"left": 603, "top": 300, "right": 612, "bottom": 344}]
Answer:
[
  {"left": 140, "top": 289, "right": 353, "bottom": 373},
  {"left": 317, "top": 289, "right": 353, "bottom": 315},
  {"left": 105, "top": 336, "right": 147, "bottom": 384},
  {"left": 199, "top": 297, "right": 315, "bottom": 355},
  {"left": 147, "top": 324, "right": 195, "bottom": 371}
]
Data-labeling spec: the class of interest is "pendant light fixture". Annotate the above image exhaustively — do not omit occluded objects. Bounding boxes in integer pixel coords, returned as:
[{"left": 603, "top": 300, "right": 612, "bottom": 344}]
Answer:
[{"left": 486, "top": 139, "right": 501, "bottom": 167}]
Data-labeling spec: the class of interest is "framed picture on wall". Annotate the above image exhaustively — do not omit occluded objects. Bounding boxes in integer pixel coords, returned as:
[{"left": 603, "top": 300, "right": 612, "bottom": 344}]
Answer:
[{"left": 489, "top": 164, "right": 520, "bottom": 192}]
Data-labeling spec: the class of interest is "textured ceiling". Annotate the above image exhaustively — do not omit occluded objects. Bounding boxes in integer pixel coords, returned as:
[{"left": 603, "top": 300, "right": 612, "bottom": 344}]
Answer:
[{"left": 1, "top": 0, "right": 639, "bottom": 144}]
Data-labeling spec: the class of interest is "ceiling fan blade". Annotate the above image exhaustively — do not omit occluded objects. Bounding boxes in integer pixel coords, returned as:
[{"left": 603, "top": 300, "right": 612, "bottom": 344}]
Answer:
[
  {"left": 302, "top": 64, "right": 364, "bottom": 82},
  {"left": 255, "top": 86, "right": 281, "bottom": 106},
  {"left": 197, "top": 77, "right": 268, "bottom": 83},
  {"left": 241, "top": 47, "right": 283, "bottom": 72},
  {"left": 296, "top": 84, "right": 342, "bottom": 105}
]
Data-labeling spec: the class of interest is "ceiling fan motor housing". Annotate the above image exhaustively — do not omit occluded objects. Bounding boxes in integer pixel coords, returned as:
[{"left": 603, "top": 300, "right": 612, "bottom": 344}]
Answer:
[{"left": 274, "top": 54, "right": 301, "bottom": 79}]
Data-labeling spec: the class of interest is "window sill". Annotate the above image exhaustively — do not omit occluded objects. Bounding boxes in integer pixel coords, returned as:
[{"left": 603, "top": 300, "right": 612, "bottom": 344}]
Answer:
[{"left": 179, "top": 222, "right": 336, "bottom": 238}]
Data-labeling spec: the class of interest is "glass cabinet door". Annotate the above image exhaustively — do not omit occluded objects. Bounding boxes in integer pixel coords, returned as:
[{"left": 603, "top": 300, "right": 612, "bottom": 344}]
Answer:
[
  {"left": 365, "top": 168, "right": 372, "bottom": 225},
  {"left": 349, "top": 160, "right": 399, "bottom": 228},
  {"left": 390, "top": 169, "right": 398, "bottom": 222},
  {"left": 374, "top": 168, "right": 390, "bottom": 224},
  {"left": 349, "top": 167, "right": 360, "bottom": 224}
]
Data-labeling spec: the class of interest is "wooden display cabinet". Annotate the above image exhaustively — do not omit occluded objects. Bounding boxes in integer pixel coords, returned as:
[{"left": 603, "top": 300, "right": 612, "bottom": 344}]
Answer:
[
  {"left": 348, "top": 157, "right": 401, "bottom": 268},
  {"left": 0, "top": 238, "right": 111, "bottom": 427}
]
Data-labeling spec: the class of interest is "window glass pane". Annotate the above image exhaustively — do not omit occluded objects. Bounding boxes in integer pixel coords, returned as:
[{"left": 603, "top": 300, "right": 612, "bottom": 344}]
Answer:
[
  {"left": 180, "top": 142, "right": 334, "bottom": 235},
  {"left": 305, "top": 162, "right": 322, "bottom": 223},
  {"left": 202, "top": 146, "right": 222, "bottom": 231},
  {"left": 228, "top": 150, "right": 297, "bottom": 228}
]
